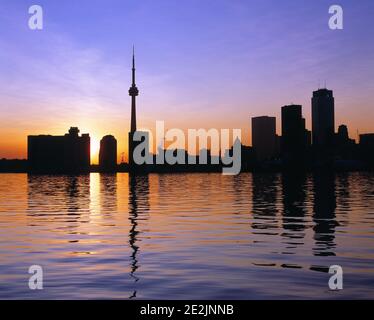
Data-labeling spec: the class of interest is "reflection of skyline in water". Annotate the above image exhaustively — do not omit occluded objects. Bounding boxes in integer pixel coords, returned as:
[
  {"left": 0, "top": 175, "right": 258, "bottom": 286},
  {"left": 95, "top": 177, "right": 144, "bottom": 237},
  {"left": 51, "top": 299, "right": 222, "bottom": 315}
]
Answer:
[
  {"left": 27, "top": 175, "right": 91, "bottom": 233},
  {"left": 251, "top": 172, "right": 338, "bottom": 261},
  {"left": 312, "top": 172, "right": 338, "bottom": 257},
  {"left": 281, "top": 173, "right": 308, "bottom": 266},
  {"left": 99, "top": 174, "right": 117, "bottom": 219},
  {"left": 128, "top": 175, "right": 150, "bottom": 299},
  {"left": 0, "top": 172, "right": 373, "bottom": 299},
  {"left": 252, "top": 174, "right": 280, "bottom": 236}
]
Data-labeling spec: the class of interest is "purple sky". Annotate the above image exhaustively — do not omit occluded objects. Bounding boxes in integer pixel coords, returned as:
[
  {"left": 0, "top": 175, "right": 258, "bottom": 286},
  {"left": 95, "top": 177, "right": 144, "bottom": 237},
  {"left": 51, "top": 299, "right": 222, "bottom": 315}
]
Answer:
[{"left": 0, "top": 0, "right": 373, "bottom": 161}]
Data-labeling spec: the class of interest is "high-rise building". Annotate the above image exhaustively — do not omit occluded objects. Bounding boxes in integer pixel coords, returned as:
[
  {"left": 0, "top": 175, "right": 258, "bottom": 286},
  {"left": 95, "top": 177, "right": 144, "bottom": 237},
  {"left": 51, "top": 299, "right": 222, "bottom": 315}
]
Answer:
[
  {"left": 28, "top": 127, "right": 90, "bottom": 173},
  {"left": 99, "top": 135, "right": 117, "bottom": 171},
  {"left": 312, "top": 88, "right": 335, "bottom": 148},
  {"left": 251, "top": 116, "right": 277, "bottom": 161},
  {"left": 281, "top": 105, "right": 305, "bottom": 160}
]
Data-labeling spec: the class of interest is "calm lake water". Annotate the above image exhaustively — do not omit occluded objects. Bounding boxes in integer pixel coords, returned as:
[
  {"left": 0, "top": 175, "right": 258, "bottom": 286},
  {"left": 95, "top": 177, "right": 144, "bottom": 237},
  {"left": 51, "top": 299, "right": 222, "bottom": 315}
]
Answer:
[{"left": 0, "top": 172, "right": 373, "bottom": 299}]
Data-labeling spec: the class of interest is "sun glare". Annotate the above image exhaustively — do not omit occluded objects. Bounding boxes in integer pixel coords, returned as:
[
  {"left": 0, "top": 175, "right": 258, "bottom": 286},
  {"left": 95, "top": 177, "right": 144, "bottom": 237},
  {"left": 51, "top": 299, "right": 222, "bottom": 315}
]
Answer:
[{"left": 90, "top": 138, "right": 100, "bottom": 165}]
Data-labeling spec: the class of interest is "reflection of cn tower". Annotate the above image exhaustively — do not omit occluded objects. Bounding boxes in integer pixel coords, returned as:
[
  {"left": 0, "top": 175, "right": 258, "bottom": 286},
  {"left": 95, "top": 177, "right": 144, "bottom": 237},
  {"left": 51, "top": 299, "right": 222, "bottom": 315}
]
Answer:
[{"left": 128, "top": 175, "right": 149, "bottom": 299}]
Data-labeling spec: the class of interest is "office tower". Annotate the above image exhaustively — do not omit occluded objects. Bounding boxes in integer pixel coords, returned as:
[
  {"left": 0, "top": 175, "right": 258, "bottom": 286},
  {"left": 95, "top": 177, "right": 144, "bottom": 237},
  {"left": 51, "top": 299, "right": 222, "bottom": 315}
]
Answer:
[
  {"left": 99, "top": 135, "right": 117, "bottom": 171},
  {"left": 312, "top": 88, "right": 335, "bottom": 148},
  {"left": 251, "top": 116, "right": 277, "bottom": 161},
  {"left": 28, "top": 127, "right": 90, "bottom": 173},
  {"left": 281, "top": 105, "right": 305, "bottom": 160}
]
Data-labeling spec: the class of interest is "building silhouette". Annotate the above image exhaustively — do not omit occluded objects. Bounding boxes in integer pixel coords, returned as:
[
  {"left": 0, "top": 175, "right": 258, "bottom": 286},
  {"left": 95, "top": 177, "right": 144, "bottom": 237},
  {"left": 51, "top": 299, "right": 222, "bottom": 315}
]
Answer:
[
  {"left": 251, "top": 116, "right": 277, "bottom": 161},
  {"left": 334, "top": 125, "right": 355, "bottom": 159},
  {"left": 360, "top": 133, "right": 374, "bottom": 147},
  {"left": 0, "top": 159, "right": 28, "bottom": 173},
  {"left": 28, "top": 127, "right": 90, "bottom": 173},
  {"left": 281, "top": 105, "right": 306, "bottom": 165},
  {"left": 223, "top": 137, "right": 255, "bottom": 172},
  {"left": 312, "top": 88, "right": 335, "bottom": 148},
  {"left": 128, "top": 47, "right": 150, "bottom": 171},
  {"left": 359, "top": 133, "right": 374, "bottom": 166},
  {"left": 99, "top": 135, "right": 117, "bottom": 172},
  {"left": 303, "top": 118, "right": 312, "bottom": 148},
  {"left": 336, "top": 125, "right": 350, "bottom": 143}
]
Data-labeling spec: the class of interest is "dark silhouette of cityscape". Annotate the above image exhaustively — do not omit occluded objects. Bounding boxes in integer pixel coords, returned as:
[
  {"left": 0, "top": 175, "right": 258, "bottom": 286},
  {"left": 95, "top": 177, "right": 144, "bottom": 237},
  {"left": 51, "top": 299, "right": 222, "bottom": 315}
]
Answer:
[{"left": 0, "top": 50, "right": 373, "bottom": 173}]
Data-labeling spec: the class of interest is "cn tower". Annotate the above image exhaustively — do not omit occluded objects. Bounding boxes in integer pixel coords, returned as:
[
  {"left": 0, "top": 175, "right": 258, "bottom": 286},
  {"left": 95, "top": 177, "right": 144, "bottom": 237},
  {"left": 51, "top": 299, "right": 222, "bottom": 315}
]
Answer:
[{"left": 129, "top": 46, "right": 139, "bottom": 133}]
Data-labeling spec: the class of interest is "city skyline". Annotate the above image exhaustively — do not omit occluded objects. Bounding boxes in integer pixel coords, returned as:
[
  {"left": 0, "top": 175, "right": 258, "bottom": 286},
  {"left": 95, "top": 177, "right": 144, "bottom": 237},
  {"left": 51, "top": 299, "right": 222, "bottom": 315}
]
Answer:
[
  {"left": 1, "top": 1, "right": 374, "bottom": 302},
  {"left": 1, "top": 0, "right": 374, "bottom": 163},
  {"left": 1, "top": 47, "right": 373, "bottom": 167}
]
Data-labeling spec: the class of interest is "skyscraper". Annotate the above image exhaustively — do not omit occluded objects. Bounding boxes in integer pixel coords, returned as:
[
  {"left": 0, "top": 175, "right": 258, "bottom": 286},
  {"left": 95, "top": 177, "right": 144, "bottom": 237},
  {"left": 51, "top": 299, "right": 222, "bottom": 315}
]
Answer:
[
  {"left": 251, "top": 116, "right": 277, "bottom": 161},
  {"left": 99, "top": 135, "right": 117, "bottom": 171},
  {"left": 312, "top": 88, "right": 335, "bottom": 148},
  {"left": 281, "top": 105, "right": 305, "bottom": 162}
]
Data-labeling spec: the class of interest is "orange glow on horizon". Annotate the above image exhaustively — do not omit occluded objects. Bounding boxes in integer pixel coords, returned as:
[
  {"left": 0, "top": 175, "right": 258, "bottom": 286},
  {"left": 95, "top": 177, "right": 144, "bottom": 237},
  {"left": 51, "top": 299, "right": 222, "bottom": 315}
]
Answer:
[{"left": 90, "top": 137, "right": 100, "bottom": 165}]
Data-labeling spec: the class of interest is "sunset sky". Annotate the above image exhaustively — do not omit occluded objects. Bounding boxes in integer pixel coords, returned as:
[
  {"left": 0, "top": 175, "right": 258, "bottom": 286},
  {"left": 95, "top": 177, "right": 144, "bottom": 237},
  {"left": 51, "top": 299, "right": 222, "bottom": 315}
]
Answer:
[{"left": 0, "top": 0, "right": 373, "bottom": 163}]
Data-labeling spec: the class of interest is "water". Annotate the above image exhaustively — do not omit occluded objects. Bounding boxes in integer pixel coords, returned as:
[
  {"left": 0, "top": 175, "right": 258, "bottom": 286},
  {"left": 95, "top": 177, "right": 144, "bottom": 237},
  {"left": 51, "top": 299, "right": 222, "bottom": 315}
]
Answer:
[{"left": 0, "top": 172, "right": 373, "bottom": 299}]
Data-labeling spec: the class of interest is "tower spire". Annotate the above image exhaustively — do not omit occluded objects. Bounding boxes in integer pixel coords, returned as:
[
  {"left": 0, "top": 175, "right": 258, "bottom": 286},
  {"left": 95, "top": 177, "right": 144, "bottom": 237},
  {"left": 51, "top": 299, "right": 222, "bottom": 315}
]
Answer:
[{"left": 132, "top": 45, "right": 136, "bottom": 86}]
